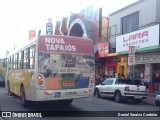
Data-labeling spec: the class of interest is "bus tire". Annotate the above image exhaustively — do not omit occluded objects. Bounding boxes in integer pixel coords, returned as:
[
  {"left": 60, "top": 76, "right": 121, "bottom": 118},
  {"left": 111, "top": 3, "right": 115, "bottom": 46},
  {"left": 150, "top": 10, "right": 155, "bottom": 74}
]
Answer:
[
  {"left": 21, "top": 86, "right": 29, "bottom": 107},
  {"left": 7, "top": 81, "right": 14, "bottom": 96}
]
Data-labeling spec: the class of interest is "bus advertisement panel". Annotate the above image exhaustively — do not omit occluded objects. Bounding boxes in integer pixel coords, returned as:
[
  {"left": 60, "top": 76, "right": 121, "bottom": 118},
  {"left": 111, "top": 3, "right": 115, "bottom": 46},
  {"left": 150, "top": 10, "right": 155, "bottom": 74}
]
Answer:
[{"left": 38, "top": 35, "right": 95, "bottom": 91}]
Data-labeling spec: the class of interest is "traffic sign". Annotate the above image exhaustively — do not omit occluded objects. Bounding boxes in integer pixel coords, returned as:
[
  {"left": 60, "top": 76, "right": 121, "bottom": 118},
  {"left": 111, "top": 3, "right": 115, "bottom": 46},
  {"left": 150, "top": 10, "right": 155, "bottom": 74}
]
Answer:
[
  {"left": 128, "top": 46, "right": 135, "bottom": 55},
  {"left": 128, "top": 56, "right": 135, "bottom": 65},
  {"left": 46, "top": 22, "right": 53, "bottom": 35}
]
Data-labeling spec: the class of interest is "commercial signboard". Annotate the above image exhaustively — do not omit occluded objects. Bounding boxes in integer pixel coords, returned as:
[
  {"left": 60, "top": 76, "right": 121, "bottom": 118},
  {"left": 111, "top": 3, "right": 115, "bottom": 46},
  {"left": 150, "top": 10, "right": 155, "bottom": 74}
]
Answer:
[
  {"left": 135, "top": 52, "right": 160, "bottom": 64},
  {"left": 29, "top": 30, "right": 36, "bottom": 40},
  {"left": 97, "top": 42, "right": 109, "bottom": 57},
  {"left": 116, "top": 24, "right": 159, "bottom": 53}
]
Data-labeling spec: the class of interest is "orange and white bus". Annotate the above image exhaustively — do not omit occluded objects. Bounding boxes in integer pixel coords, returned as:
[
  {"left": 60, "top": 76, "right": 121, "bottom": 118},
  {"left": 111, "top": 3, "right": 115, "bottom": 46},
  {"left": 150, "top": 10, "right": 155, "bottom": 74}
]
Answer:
[{"left": 5, "top": 34, "right": 95, "bottom": 107}]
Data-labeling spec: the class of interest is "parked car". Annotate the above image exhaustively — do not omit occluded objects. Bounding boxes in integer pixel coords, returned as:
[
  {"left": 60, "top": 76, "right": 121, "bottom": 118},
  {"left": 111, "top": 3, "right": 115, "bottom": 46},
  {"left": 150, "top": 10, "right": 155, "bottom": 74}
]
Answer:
[
  {"left": 155, "top": 94, "right": 160, "bottom": 110},
  {"left": 94, "top": 78, "right": 147, "bottom": 104}
]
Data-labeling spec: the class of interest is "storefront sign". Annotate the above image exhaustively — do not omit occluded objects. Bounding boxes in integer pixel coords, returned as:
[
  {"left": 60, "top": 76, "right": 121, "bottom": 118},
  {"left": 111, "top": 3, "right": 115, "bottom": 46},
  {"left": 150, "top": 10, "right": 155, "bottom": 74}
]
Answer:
[
  {"left": 114, "top": 58, "right": 121, "bottom": 62},
  {"left": 29, "top": 30, "right": 36, "bottom": 40},
  {"left": 95, "top": 63, "right": 102, "bottom": 66},
  {"left": 97, "top": 42, "right": 109, "bottom": 57},
  {"left": 116, "top": 24, "right": 159, "bottom": 53},
  {"left": 135, "top": 52, "right": 160, "bottom": 64}
]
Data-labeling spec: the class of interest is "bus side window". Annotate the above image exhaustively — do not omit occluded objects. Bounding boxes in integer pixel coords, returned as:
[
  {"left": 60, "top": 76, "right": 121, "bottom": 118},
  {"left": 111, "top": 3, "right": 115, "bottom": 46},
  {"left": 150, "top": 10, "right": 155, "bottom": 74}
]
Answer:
[
  {"left": 29, "top": 45, "right": 35, "bottom": 69},
  {"left": 24, "top": 49, "right": 29, "bottom": 69},
  {"left": 21, "top": 50, "right": 24, "bottom": 69},
  {"left": 18, "top": 51, "right": 22, "bottom": 69},
  {"left": 16, "top": 53, "right": 18, "bottom": 70},
  {"left": 11, "top": 55, "right": 14, "bottom": 70}
]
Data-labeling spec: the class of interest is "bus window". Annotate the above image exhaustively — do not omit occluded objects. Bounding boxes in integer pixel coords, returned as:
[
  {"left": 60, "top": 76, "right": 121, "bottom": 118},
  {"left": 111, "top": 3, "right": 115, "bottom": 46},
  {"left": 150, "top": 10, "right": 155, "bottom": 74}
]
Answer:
[{"left": 29, "top": 45, "right": 35, "bottom": 69}]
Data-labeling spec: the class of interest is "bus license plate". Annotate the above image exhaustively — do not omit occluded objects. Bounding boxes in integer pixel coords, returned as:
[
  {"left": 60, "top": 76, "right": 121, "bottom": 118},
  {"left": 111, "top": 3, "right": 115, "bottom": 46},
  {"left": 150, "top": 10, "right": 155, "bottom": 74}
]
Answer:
[{"left": 65, "top": 91, "right": 77, "bottom": 95}]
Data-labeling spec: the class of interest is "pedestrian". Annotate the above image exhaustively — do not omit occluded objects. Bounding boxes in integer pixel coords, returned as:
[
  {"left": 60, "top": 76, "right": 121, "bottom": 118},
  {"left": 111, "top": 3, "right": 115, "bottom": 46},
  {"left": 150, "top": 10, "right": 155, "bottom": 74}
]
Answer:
[
  {"left": 140, "top": 72, "right": 144, "bottom": 85},
  {"left": 130, "top": 74, "right": 136, "bottom": 82},
  {"left": 97, "top": 74, "right": 103, "bottom": 85},
  {"left": 106, "top": 75, "right": 109, "bottom": 79},
  {"left": 121, "top": 74, "right": 125, "bottom": 78},
  {"left": 118, "top": 73, "right": 121, "bottom": 78},
  {"left": 110, "top": 75, "right": 112, "bottom": 78}
]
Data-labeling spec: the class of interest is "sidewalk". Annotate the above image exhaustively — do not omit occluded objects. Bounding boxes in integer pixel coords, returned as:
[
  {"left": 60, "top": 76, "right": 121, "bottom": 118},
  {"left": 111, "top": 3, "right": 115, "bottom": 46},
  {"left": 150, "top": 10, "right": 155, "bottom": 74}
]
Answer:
[{"left": 143, "top": 92, "right": 157, "bottom": 106}]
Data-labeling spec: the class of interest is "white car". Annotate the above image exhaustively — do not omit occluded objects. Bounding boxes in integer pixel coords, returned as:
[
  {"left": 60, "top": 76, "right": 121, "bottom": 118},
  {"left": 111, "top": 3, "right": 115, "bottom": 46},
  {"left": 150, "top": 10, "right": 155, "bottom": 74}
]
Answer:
[
  {"left": 94, "top": 78, "right": 147, "bottom": 104},
  {"left": 155, "top": 95, "right": 160, "bottom": 110}
]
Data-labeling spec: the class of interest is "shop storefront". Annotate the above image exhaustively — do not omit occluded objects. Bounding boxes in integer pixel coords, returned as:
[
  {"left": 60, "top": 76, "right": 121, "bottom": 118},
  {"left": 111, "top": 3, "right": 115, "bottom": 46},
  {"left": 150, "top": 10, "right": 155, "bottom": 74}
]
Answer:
[
  {"left": 152, "top": 63, "right": 160, "bottom": 92},
  {"left": 115, "top": 24, "right": 160, "bottom": 92},
  {"left": 95, "top": 42, "right": 109, "bottom": 79},
  {"left": 134, "top": 64, "right": 145, "bottom": 81},
  {"left": 116, "top": 56, "right": 128, "bottom": 78},
  {"left": 105, "top": 57, "right": 117, "bottom": 77},
  {"left": 135, "top": 52, "right": 160, "bottom": 93},
  {"left": 95, "top": 56, "right": 106, "bottom": 79}
]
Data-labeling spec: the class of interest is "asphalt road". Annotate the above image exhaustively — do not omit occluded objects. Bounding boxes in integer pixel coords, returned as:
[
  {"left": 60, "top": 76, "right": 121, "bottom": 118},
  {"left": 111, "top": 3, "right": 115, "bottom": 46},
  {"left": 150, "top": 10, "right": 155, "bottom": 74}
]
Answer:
[{"left": 0, "top": 87, "right": 159, "bottom": 120}]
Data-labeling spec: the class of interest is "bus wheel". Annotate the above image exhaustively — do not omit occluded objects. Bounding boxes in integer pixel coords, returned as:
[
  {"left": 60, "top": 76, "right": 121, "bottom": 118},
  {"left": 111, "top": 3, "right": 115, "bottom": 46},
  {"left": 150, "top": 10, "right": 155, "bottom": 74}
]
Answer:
[
  {"left": 21, "top": 86, "right": 29, "bottom": 107},
  {"left": 7, "top": 82, "right": 14, "bottom": 96}
]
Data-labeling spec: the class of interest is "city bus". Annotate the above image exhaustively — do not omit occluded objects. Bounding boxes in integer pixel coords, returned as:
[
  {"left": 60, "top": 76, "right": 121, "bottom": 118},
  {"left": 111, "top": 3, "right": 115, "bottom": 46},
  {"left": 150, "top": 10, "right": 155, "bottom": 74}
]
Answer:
[
  {"left": 0, "top": 58, "right": 6, "bottom": 86},
  {"left": 5, "top": 34, "right": 95, "bottom": 107}
]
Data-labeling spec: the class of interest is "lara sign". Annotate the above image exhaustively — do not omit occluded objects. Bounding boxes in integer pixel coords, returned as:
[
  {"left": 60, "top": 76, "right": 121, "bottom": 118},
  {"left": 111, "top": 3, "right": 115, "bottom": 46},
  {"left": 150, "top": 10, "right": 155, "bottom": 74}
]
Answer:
[
  {"left": 116, "top": 24, "right": 159, "bottom": 53},
  {"left": 135, "top": 52, "right": 160, "bottom": 64}
]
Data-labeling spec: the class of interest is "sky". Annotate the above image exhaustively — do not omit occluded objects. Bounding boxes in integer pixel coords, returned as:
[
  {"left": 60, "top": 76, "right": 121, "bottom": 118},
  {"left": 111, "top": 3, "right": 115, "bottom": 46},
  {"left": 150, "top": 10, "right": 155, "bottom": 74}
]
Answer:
[{"left": 0, "top": 0, "right": 138, "bottom": 58}]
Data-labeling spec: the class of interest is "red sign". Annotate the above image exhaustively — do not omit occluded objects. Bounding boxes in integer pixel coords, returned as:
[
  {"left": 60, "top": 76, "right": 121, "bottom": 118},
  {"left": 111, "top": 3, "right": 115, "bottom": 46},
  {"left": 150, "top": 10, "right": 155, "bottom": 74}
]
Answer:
[
  {"left": 38, "top": 35, "right": 93, "bottom": 54},
  {"left": 97, "top": 42, "right": 109, "bottom": 57},
  {"left": 29, "top": 30, "right": 36, "bottom": 40}
]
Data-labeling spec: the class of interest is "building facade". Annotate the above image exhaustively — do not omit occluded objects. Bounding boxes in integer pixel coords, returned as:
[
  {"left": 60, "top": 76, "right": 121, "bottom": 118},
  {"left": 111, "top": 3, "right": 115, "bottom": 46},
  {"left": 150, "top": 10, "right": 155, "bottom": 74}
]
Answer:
[{"left": 108, "top": 0, "right": 160, "bottom": 92}]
